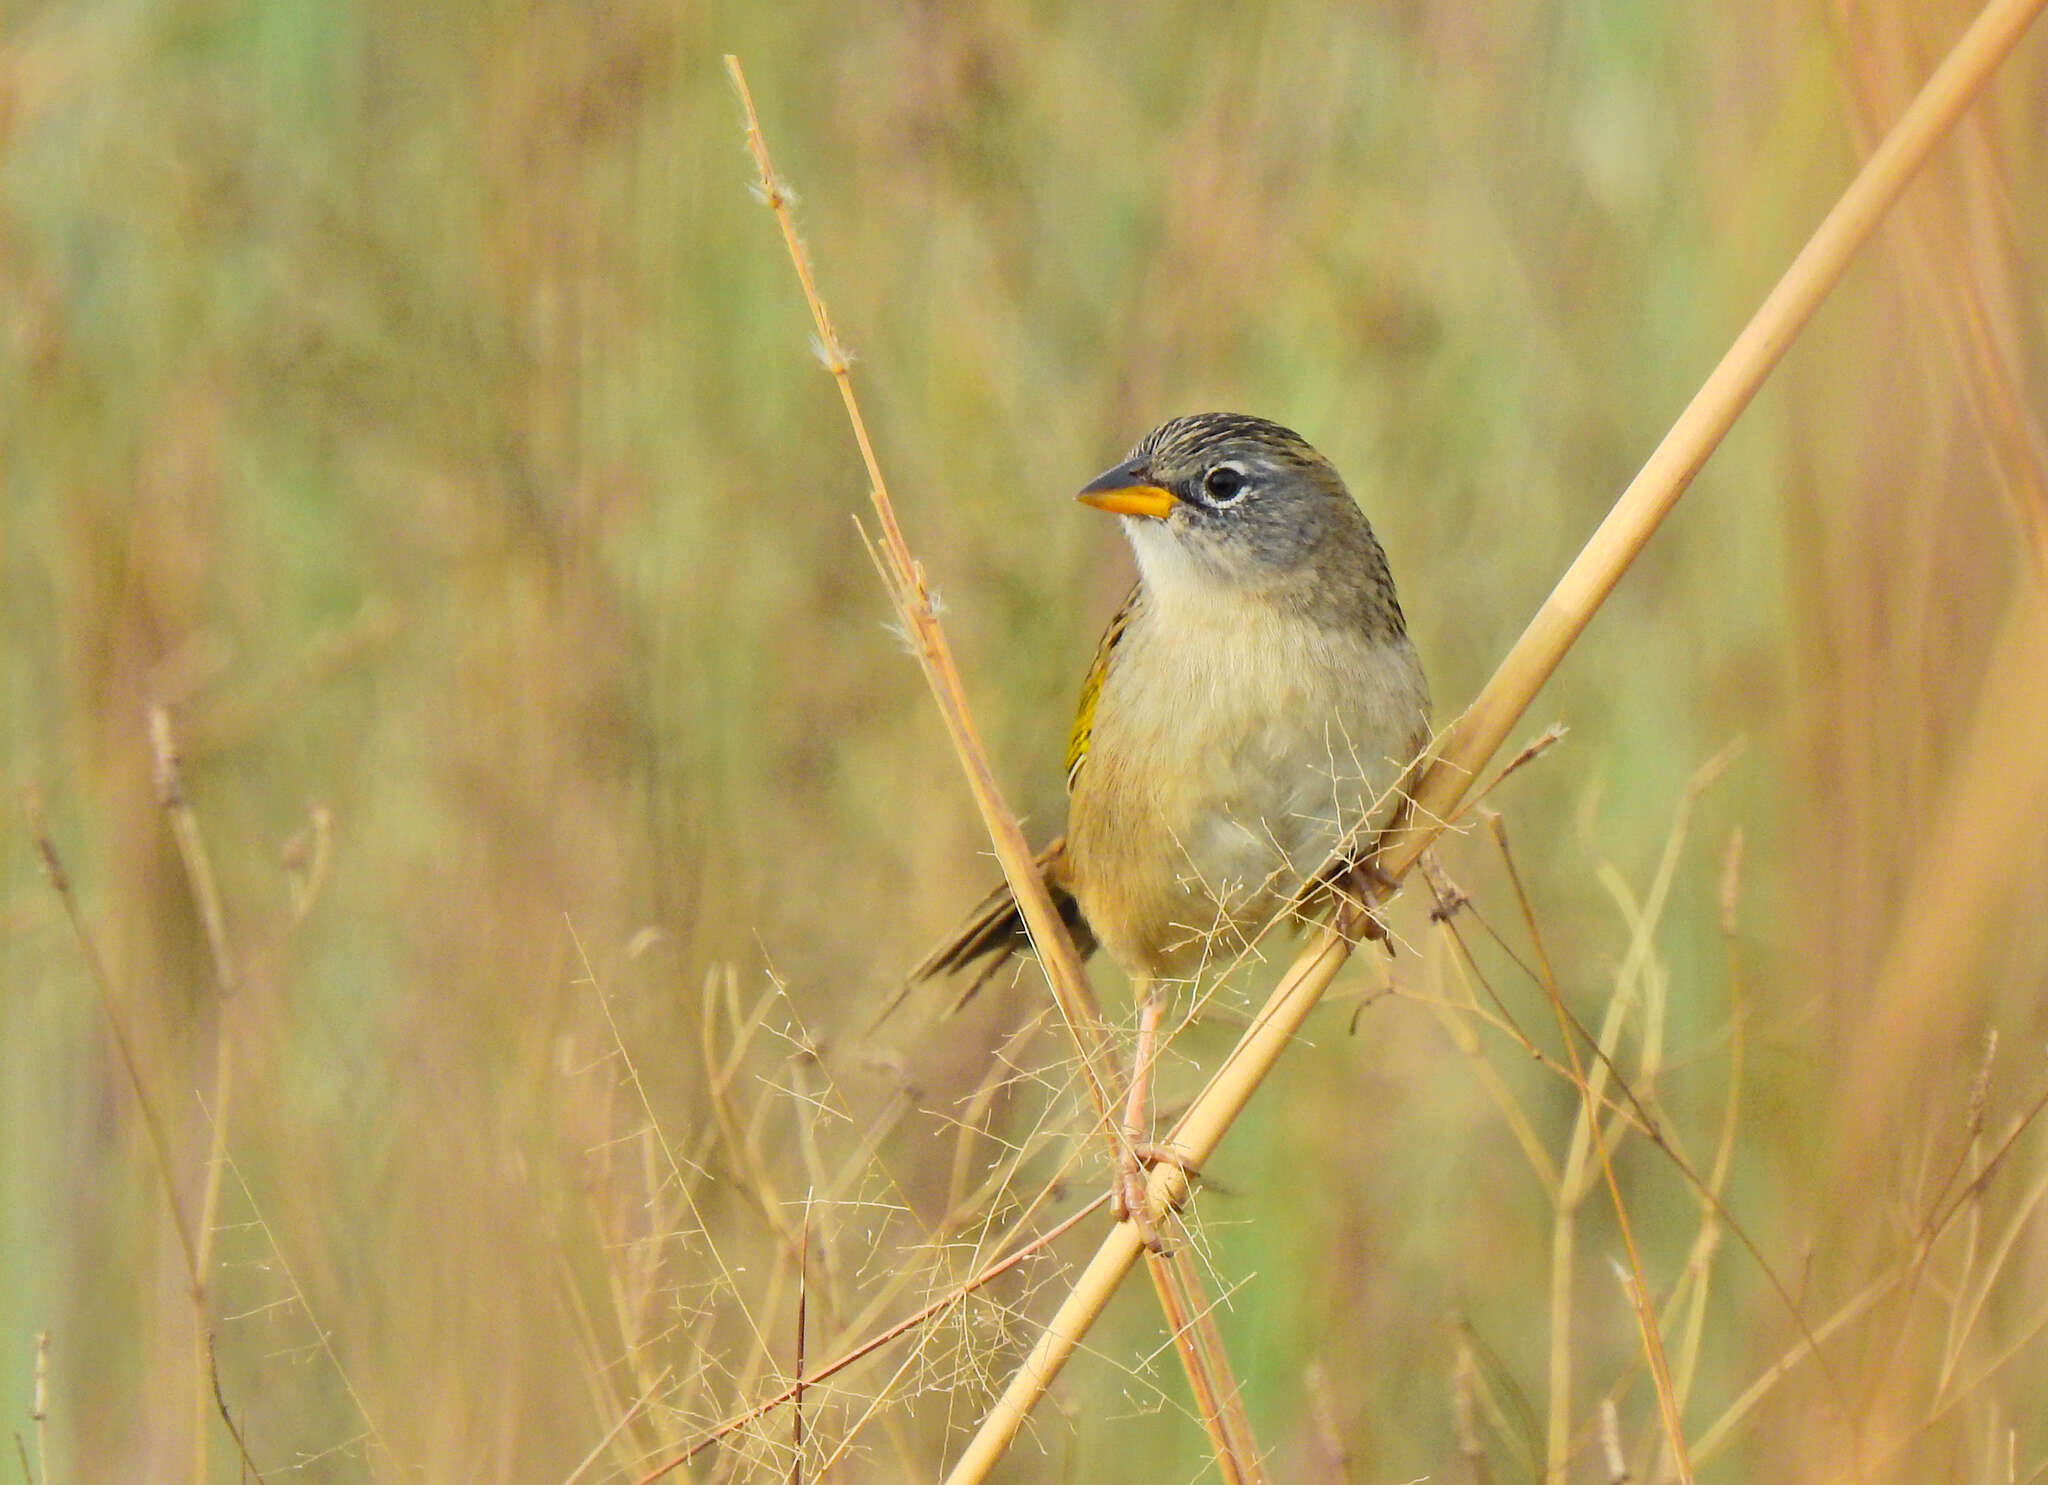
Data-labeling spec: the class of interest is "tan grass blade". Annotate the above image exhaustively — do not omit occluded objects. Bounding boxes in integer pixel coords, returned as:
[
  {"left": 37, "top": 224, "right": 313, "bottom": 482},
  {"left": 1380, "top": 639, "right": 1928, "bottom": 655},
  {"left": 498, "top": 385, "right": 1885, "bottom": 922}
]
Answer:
[{"left": 1830, "top": 0, "right": 2048, "bottom": 581}]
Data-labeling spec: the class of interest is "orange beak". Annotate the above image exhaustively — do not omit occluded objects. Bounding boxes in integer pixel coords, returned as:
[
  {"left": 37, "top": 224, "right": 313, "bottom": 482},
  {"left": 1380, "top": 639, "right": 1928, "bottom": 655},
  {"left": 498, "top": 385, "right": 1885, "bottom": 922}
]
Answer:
[{"left": 1076, "top": 460, "right": 1179, "bottom": 520}]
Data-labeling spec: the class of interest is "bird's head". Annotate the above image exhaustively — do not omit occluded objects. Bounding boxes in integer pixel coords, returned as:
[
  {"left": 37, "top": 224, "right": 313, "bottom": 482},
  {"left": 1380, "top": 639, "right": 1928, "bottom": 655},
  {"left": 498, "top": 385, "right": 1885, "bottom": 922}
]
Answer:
[{"left": 1076, "top": 413, "right": 1366, "bottom": 593}]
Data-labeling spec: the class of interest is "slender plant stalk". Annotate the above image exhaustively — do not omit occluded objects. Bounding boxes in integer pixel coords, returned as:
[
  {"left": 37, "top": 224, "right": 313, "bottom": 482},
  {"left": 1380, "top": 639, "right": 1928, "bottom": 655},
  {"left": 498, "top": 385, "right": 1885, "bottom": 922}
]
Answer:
[
  {"left": 561, "top": 1373, "right": 668, "bottom": 1485},
  {"left": 32, "top": 1330, "right": 49, "bottom": 1485},
  {"left": 1179, "top": 1260, "right": 1268, "bottom": 1479},
  {"left": 1828, "top": 0, "right": 2048, "bottom": 582},
  {"left": 1689, "top": 1273, "right": 1902, "bottom": 1466},
  {"left": 147, "top": 707, "right": 240, "bottom": 1485},
  {"left": 1650, "top": 846, "right": 1748, "bottom": 1482},
  {"left": 1546, "top": 1186, "right": 1579, "bottom": 1478},
  {"left": 38, "top": 710, "right": 253, "bottom": 1484},
  {"left": 939, "top": 0, "right": 2048, "bottom": 1476},
  {"left": 28, "top": 807, "right": 199, "bottom": 1274},
  {"left": 1148, "top": 1256, "right": 1239, "bottom": 1484},
  {"left": 725, "top": 59, "right": 1268, "bottom": 1478},
  {"left": 1489, "top": 814, "right": 1693, "bottom": 1483},
  {"left": 722, "top": 57, "right": 1114, "bottom": 1110},
  {"left": 789, "top": 1203, "right": 808, "bottom": 1485},
  {"left": 1150, "top": 1244, "right": 1266, "bottom": 1485},
  {"left": 633, "top": 1196, "right": 1109, "bottom": 1481}
]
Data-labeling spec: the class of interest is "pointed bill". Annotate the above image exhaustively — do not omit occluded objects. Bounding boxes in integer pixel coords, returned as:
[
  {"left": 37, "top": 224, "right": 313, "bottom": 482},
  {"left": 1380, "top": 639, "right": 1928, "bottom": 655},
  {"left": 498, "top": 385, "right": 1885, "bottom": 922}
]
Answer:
[{"left": 1076, "top": 459, "right": 1178, "bottom": 520}]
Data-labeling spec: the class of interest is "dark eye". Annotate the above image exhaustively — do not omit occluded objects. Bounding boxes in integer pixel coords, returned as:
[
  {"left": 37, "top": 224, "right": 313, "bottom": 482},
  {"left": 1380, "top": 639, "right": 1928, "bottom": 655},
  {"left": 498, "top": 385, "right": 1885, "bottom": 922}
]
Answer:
[{"left": 1203, "top": 465, "right": 1247, "bottom": 503}]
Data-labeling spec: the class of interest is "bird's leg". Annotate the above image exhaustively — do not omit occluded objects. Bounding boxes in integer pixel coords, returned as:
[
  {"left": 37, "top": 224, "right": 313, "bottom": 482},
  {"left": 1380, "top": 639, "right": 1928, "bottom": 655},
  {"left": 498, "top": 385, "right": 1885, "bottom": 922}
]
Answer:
[{"left": 1115, "top": 979, "right": 1170, "bottom": 1250}]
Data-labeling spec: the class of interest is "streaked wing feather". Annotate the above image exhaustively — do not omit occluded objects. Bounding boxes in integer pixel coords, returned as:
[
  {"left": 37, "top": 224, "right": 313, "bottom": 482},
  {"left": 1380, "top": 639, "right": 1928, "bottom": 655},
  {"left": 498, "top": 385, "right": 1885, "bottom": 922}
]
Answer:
[
  {"left": 904, "top": 836, "right": 1092, "bottom": 991},
  {"left": 1065, "top": 584, "right": 1143, "bottom": 791}
]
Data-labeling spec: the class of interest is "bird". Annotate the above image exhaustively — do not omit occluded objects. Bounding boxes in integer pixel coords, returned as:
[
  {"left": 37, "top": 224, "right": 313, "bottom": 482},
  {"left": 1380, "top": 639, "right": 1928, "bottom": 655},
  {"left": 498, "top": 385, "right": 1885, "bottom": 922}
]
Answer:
[{"left": 910, "top": 413, "right": 1431, "bottom": 1241}]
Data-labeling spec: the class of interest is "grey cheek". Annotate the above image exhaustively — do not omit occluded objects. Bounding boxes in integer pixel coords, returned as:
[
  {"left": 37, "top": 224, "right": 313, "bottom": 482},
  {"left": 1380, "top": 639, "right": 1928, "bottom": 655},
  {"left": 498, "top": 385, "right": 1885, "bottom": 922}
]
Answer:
[{"left": 1250, "top": 503, "right": 1318, "bottom": 566}]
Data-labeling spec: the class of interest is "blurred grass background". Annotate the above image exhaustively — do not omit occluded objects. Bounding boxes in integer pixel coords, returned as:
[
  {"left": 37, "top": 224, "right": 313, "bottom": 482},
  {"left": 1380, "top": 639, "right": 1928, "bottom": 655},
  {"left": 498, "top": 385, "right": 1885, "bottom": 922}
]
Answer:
[{"left": 4, "top": 0, "right": 2048, "bottom": 1479}]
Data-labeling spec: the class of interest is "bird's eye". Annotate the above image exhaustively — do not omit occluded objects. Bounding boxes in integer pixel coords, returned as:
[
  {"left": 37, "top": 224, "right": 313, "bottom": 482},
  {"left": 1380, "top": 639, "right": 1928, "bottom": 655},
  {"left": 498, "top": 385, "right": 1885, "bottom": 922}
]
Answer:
[{"left": 1203, "top": 465, "right": 1248, "bottom": 504}]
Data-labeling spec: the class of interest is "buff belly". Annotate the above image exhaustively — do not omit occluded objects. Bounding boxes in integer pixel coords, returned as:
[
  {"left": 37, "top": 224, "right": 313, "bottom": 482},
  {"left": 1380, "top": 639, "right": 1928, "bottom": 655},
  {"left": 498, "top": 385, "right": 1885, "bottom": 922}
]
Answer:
[{"left": 1066, "top": 590, "right": 1427, "bottom": 984}]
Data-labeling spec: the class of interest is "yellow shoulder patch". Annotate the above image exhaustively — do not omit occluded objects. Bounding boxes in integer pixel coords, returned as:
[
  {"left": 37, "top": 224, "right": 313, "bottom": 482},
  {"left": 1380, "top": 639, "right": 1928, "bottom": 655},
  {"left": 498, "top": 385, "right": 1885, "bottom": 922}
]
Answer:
[{"left": 1065, "top": 586, "right": 1140, "bottom": 791}]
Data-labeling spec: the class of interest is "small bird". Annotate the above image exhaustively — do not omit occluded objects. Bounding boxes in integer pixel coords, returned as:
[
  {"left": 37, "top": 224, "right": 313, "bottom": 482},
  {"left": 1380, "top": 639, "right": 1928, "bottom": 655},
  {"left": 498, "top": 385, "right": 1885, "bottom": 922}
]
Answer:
[{"left": 912, "top": 413, "right": 1431, "bottom": 1239}]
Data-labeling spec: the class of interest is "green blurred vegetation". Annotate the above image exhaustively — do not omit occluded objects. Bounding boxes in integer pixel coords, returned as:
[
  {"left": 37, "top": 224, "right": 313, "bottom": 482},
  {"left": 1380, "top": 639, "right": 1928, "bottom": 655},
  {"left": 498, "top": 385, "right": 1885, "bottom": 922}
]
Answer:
[{"left": 4, "top": 0, "right": 2047, "bottom": 1479}]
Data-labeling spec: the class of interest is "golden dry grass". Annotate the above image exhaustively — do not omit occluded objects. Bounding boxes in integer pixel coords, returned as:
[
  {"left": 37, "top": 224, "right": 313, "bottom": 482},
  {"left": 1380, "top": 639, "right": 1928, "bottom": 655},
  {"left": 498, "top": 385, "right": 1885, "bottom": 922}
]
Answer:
[{"left": 5, "top": 2, "right": 2048, "bottom": 1481}]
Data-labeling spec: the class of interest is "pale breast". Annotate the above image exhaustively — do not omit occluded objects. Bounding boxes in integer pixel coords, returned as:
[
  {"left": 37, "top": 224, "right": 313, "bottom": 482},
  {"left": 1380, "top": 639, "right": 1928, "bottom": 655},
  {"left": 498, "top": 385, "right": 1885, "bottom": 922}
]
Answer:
[{"left": 1067, "top": 587, "right": 1428, "bottom": 982}]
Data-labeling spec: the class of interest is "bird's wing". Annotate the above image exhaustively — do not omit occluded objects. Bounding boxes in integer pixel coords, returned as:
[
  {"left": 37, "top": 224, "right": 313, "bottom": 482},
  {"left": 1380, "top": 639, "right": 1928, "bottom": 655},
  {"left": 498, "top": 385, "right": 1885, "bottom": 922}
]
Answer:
[
  {"left": 1065, "top": 583, "right": 1142, "bottom": 792},
  {"left": 897, "top": 835, "right": 1092, "bottom": 1007}
]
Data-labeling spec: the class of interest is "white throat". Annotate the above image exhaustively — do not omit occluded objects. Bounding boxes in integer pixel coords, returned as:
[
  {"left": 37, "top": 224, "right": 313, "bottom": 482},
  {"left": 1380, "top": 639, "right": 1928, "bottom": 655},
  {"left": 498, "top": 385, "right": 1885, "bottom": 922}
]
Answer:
[{"left": 1122, "top": 516, "right": 1227, "bottom": 603}]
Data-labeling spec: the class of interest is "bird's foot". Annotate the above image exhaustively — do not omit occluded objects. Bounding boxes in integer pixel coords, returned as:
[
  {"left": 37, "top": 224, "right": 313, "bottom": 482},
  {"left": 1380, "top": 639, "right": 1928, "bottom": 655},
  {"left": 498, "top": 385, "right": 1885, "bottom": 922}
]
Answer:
[
  {"left": 1112, "top": 1140, "right": 1200, "bottom": 1252},
  {"left": 1336, "top": 860, "right": 1398, "bottom": 950}
]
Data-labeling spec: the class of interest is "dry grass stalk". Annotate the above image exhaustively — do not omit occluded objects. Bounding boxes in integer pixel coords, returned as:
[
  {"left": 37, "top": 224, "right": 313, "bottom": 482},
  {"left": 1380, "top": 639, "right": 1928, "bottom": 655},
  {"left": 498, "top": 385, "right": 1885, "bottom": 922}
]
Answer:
[
  {"left": 28, "top": 803, "right": 199, "bottom": 1276},
  {"left": 32, "top": 709, "right": 253, "bottom": 1485},
  {"left": 1149, "top": 1247, "right": 1267, "bottom": 1485},
  {"left": 1452, "top": 1334, "right": 1501, "bottom": 1485},
  {"left": 722, "top": 55, "right": 1114, "bottom": 1116},
  {"left": 724, "top": 52, "right": 1268, "bottom": 1481},
  {"left": 790, "top": 1205, "right": 809, "bottom": 1485},
  {"left": 1828, "top": 0, "right": 2048, "bottom": 582},
  {"left": 1486, "top": 812, "right": 1692, "bottom": 1482},
  {"left": 146, "top": 705, "right": 239, "bottom": 1485},
  {"left": 31, "top": 1330, "right": 50, "bottom": 1485},
  {"left": 1815, "top": 9, "right": 2048, "bottom": 1308},
  {"left": 1648, "top": 831, "right": 1748, "bottom": 1483},
  {"left": 939, "top": 0, "right": 2048, "bottom": 1475},
  {"left": 1430, "top": 755, "right": 2048, "bottom": 1478},
  {"left": 631, "top": 1196, "right": 1108, "bottom": 1481},
  {"left": 562, "top": 1380, "right": 668, "bottom": 1485},
  {"left": 1422, "top": 771, "right": 1759, "bottom": 1478},
  {"left": 1436, "top": 799, "right": 1874, "bottom": 1476}
]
